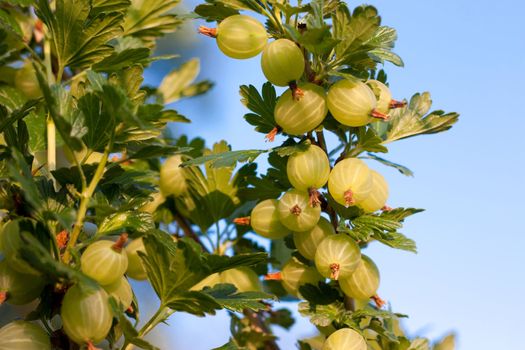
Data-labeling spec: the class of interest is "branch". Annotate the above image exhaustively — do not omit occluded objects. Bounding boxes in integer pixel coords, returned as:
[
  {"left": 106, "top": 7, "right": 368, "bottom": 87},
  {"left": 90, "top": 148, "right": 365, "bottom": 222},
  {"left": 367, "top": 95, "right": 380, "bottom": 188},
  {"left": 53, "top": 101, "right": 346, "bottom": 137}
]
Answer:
[
  {"left": 243, "top": 309, "right": 280, "bottom": 350},
  {"left": 172, "top": 212, "right": 210, "bottom": 253}
]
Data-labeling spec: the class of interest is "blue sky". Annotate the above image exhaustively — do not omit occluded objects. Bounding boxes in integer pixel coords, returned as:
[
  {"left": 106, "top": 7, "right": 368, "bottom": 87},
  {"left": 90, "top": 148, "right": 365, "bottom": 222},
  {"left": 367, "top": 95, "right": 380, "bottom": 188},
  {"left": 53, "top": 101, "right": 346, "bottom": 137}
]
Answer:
[{"left": 137, "top": 0, "right": 525, "bottom": 349}]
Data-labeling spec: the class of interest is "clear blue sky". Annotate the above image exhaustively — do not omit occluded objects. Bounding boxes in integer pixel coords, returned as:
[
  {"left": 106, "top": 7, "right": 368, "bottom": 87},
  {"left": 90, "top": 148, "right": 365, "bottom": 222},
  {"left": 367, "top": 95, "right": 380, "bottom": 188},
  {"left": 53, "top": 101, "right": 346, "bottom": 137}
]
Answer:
[{"left": 137, "top": 1, "right": 525, "bottom": 348}]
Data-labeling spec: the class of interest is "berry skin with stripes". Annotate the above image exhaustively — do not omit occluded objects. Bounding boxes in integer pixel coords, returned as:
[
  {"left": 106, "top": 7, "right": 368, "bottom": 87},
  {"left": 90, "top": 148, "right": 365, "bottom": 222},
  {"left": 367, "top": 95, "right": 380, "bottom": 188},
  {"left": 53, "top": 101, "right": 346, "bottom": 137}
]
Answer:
[
  {"left": 287, "top": 144, "right": 330, "bottom": 193},
  {"left": 293, "top": 217, "right": 335, "bottom": 260},
  {"left": 327, "top": 79, "right": 386, "bottom": 126},
  {"left": 314, "top": 234, "right": 361, "bottom": 280},
  {"left": 0, "top": 220, "right": 41, "bottom": 275},
  {"left": 81, "top": 238, "right": 128, "bottom": 286},
  {"left": 261, "top": 39, "right": 305, "bottom": 86},
  {"left": 358, "top": 170, "right": 389, "bottom": 213},
  {"left": 274, "top": 83, "right": 328, "bottom": 136},
  {"left": 61, "top": 285, "right": 113, "bottom": 346},
  {"left": 250, "top": 199, "right": 291, "bottom": 239},
  {"left": 328, "top": 158, "right": 373, "bottom": 207},
  {"left": 216, "top": 15, "right": 268, "bottom": 59},
  {"left": 278, "top": 189, "right": 321, "bottom": 232},
  {"left": 339, "top": 255, "right": 380, "bottom": 300},
  {"left": 103, "top": 276, "right": 133, "bottom": 310},
  {"left": 160, "top": 155, "right": 188, "bottom": 197},
  {"left": 281, "top": 258, "right": 324, "bottom": 298},
  {"left": 0, "top": 260, "right": 44, "bottom": 305},
  {"left": 0, "top": 321, "right": 51, "bottom": 350},
  {"left": 125, "top": 238, "right": 147, "bottom": 280},
  {"left": 322, "top": 328, "right": 367, "bottom": 350}
]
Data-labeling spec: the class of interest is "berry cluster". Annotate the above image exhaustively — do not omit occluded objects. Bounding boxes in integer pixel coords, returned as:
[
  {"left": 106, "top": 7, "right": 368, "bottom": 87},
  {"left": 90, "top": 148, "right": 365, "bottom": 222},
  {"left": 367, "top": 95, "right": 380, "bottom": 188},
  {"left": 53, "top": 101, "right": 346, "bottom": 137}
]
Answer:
[{"left": 198, "top": 13, "right": 408, "bottom": 350}]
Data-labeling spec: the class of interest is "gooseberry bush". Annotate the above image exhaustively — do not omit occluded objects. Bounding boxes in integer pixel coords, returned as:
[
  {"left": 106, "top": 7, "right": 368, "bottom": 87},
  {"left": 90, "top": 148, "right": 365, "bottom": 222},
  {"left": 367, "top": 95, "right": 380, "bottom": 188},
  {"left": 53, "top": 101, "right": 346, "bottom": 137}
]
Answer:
[{"left": 0, "top": 0, "right": 459, "bottom": 349}]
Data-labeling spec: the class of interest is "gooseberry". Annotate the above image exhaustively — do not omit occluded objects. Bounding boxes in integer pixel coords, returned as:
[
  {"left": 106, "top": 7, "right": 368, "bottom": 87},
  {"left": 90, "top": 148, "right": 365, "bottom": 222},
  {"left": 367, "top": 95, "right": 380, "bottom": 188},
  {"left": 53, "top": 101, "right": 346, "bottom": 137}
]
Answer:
[
  {"left": 314, "top": 234, "right": 361, "bottom": 280},
  {"left": 1, "top": 220, "right": 40, "bottom": 275},
  {"left": 220, "top": 267, "right": 262, "bottom": 292},
  {"left": 125, "top": 238, "right": 147, "bottom": 280},
  {"left": 261, "top": 39, "right": 304, "bottom": 86},
  {"left": 339, "top": 255, "right": 380, "bottom": 300},
  {"left": 327, "top": 79, "right": 386, "bottom": 127},
  {"left": 275, "top": 83, "right": 328, "bottom": 136},
  {"left": 278, "top": 189, "right": 321, "bottom": 232},
  {"left": 80, "top": 237, "right": 128, "bottom": 286},
  {"left": 250, "top": 199, "right": 291, "bottom": 239},
  {"left": 103, "top": 276, "right": 133, "bottom": 310},
  {"left": 0, "top": 321, "right": 51, "bottom": 350},
  {"left": 322, "top": 328, "right": 367, "bottom": 350},
  {"left": 328, "top": 158, "right": 372, "bottom": 207},
  {"left": 159, "top": 155, "right": 188, "bottom": 197},
  {"left": 358, "top": 170, "right": 389, "bottom": 213},
  {"left": 139, "top": 192, "right": 166, "bottom": 214},
  {"left": 215, "top": 15, "right": 267, "bottom": 59},
  {"left": 190, "top": 272, "right": 221, "bottom": 291},
  {"left": 14, "top": 62, "right": 42, "bottom": 100},
  {"left": 293, "top": 217, "right": 335, "bottom": 260},
  {"left": 287, "top": 144, "right": 330, "bottom": 195},
  {"left": 281, "top": 258, "right": 324, "bottom": 298},
  {"left": 366, "top": 80, "right": 392, "bottom": 114},
  {"left": 61, "top": 285, "right": 113, "bottom": 346},
  {"left": 0, "top": 260, "right": 44, "bottom": 305}
]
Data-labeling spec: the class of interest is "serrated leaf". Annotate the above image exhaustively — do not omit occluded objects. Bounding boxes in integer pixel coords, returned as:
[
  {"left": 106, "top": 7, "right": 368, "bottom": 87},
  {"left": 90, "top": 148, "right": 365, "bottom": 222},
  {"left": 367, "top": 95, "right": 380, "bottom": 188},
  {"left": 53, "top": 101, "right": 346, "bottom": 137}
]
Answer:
[
  {"left": 275, "top": 140, "right": 311, "bottom": 157},
  {"left": 159, "top": 59, "right": 212, "bottom": 104},
  {"left": 299, "top": 282, "right": 341, "bottom": 305},
  {"left": 347, "top": 127, "right": 388, "bottom": 157},
  {"left": 202, "top": 284, "right": 275, "bottom": 312},
  {"left": 240, "top": 82, "right": 277, "bottom": 134},
  {"left": 182, "top": 149, "right": 268, "bottom": 168},
  {"left": 205, "top": 252, "right": 268, "bottom": 273},
  {"left": 212, "top": 340, "right": 246, "bottom": 350},
  {"left": 127, "top": 145, "right": 192, "bottom": 160},
  {"left": 194, "top": 0, "right": 240, "bottom": 22},
  {"left": 97, "top": 211, "right": 155, "bottom": 236},
  {"left": 298, "top": 301, "right": 347, "bottom": 327},
  {"left": 362, "top": 153, "right": 414, "bottom": 177},
  {"left": 373, "top": 231, "right": 417, "bottom": 253},
  {"left": 374, "top": 92, "right": 460, "bottom": 143},
  {"left": 433, "top": 334, "right": 456, "bottom": 350},
  {"left": 92, "top": 47, "right": 151, "bottom": 71},
  {"left": 409, "top": 338, "right": 430, "bottom": 350},
  {"left": 333, "top": 4, "right": 380, "bottom": 58}
]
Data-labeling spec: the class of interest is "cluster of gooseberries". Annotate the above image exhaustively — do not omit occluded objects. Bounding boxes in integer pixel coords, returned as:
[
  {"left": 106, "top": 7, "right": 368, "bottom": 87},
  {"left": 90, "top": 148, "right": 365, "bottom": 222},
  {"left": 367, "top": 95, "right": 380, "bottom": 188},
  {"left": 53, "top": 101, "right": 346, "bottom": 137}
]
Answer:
[{"left": 198, "top": 13, "right": 407, "bottom": 350}]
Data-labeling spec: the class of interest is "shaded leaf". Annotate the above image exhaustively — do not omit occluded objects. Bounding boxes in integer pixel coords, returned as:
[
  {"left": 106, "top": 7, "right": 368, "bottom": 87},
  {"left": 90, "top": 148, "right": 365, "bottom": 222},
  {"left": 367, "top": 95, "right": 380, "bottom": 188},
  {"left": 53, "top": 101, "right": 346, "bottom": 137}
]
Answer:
[
  {"left": 202, "top": 283, "right": 275, "bottom": 312},
  {"left": 362, "top": 153, "right": 414, "bottom": 177},
  {"left": 240, "top": 82, "right": 277, "bottom": 134}
]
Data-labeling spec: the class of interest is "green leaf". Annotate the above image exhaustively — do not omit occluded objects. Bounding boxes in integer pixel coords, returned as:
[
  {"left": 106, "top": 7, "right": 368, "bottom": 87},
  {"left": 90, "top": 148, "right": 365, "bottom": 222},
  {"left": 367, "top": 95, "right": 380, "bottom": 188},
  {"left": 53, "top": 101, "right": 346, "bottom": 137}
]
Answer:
[
  {"left": 409, "top": 338, "right": 430, "bottom": 350},
  {"left": 362, "top": 153, "right": 414, "bottom": 177},
  {"left": 299, "top": 282, "right": 341, "bottom": 305},
  {"left": 194, "top": 0, "right": 240, "bottom": 22},
  {"left": 433, "top": 334, "right": 456, "bottom": 350},
  {"left": 347, "top": 127, "right": 388, "bottom": 157},
  {"left": 274, "top": 140, "right": 311, "bottom": 157},
  {"left": 78, "top": 92, "right": 116, "bottom": 151},
  {"left": 374, "top": 92, "right": 460, "bottom": 143},
  {"left": 202, "top": 284, "right": 275, "bottom": 312},
  {"left": 92, "top": 47, "right": 151, "bottom": 71},
  {"left": 212, "top": 340, "right": 246, "bottom": 350},
  {"left": 205, "top": 252, "right": 268, "bottom": 274},
  {"left": 159, "top": 59, "right": 212, "bottom": 104},
  {"left": 182, "top": 149, "right": 268, "bottom": 168},
  {"left": 97, "top": 211, "right": 155, "bottom": 236},
  {"left": 127, "top": 145, "right": 192, "bottom": 160},
  {"left": 373, "top": 231, "right": 417, "bottom": 253},
  {"left": 240, "top": 82, "right": 277, "bottom": 134},
  {"left": 35, "top": 0, "right": 125, "bottom": 70},
  {"left": 123, "top": 0, "right": 182, "bottom": 43},
  {"left": 298, "top": 301, "right": 347, "bottom": 327},
  {"left": 333, "top": 4, "right": 380, "bottom": 58},
  {"left": 0, "top": 9, "right": 23, "bottom": 38}
]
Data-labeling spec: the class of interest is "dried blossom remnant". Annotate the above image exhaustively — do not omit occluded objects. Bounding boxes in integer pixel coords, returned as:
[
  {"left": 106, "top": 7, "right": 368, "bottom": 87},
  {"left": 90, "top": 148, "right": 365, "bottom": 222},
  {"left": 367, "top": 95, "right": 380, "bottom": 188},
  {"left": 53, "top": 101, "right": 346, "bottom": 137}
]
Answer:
[
  {"left": 389, "top": 99, "right": 407, "bottom": 109},
  {"left": 371, "top": 294, "right": 386, "bottom": 308},
  {"left": 290, "top": 204, "right": 302, "bottom": 216},
  {"left": 329, "top": 263, "right": 340, "bottom": 280},
  {"left": 198, "top": 26, "right": 218, "bottom": 38},
  {"left": 0, "top": 291, "right": 7, "bottom": 305},
  {"left": 381, "top": 205, "right": 393, "bottom": 212},
  {"left": 265, "top": 127, "right": 279, "bottom": 142},
  {"left": 112, "top": 233, "right": 128, "bottom": 253},
  {"left": 87, "top": 341, "right": 101, "bottom": 350},
  {"left": 56, "top": 230, "right": 69, "bottom": 250},
  {"left": 264, "top": 271, "right": 282, "bottom": 281},
  {"left": 370, "top": 109, "right": 389, "bottom": 120},
  {"left": 308, "top": 188, "right": 322, "bottom": 207},
  {"left": 233, "top": 217, "right": 251, "bottom": 226},
  {"left": 289, "top": 81, "right": 305, "bottom": 101},
  {"left": 344, "top": 189, "right": 355, "bottom": 206}
]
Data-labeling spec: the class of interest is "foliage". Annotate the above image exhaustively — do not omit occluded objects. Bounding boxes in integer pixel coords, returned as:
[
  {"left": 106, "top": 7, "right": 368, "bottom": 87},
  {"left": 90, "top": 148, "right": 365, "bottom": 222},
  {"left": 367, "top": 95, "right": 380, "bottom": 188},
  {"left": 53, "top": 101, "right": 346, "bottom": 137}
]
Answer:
[{"left": 0, "top": 0, "right": 458, "bottom": 349}]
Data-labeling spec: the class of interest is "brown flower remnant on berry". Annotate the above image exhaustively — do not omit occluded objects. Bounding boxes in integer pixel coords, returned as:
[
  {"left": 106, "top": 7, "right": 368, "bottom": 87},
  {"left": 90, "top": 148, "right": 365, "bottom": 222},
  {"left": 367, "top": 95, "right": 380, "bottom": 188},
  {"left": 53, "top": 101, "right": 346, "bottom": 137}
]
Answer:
[
  {"left": 112, "top": 233, "right": 128, "bottom": 253},
  {"left": 56, "top": 230, "right": 69, "bottom": 250},
  {"left": 381, "top": 205, "right": 393, "bottom": 212},
  {"left": 34, "top": 19, "right": 44, "bottom": 43},
  {"left": 370, "top": 109, "right": 389, "bottom": 120},
  {"left": 389, "top": 99, "right": 407, "bottom": 109},
  {"left": 265, "top": 127, "right": 279, "bottom": 142},
  {"left": 0, "top": 291, "right": 7, "bottom": 305},
  {"left": 233, "top": 217, "right": 251, "bottom": 226},
  {"left": 87, "top": 341, "right": 101, "bottom": 350},
  {"left": 371, "top": 294, "right": 386, "bottom": 308},
  {"left": 308, "top": 188, "right": 321, "bottom": 207},
  {"left": 329, "top": 263, "right": 340, "bottom": 280},
  {"left": 289, "top": 81, "right": 304, "bottom": 101},
  {"left": 264, "top": 272, "right": 282, "bottom": 281},
  {"left": 290, "top": 204, "right": 302, "bottom": 216},
  {"left": 198, "top": 26, "right": 218, "bottom": 38},
  {"left": 344, "top": 189, "right": 355, "bottom": 206}
]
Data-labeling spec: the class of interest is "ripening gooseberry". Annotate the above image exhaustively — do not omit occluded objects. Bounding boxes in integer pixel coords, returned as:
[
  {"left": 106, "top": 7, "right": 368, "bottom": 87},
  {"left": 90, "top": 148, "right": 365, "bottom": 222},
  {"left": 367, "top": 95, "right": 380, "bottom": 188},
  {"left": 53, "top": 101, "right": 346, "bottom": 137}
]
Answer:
[
  {"left": 125, "top": 238, "right": 147, "bottom": 280},
  {"left": 0, "top": 260, "right": 44, "bottom": 305},
  {"left": 220, "top": 267, "right": 262, "bottom": 292},
  {"left": 61, "top": 285, "right": 113, "bottom": 346},
  {"left": 274, "top": 83, "right": 328, "bottom": 136},
  {"left": 160, "top": 155, "right": 188, "bottom": 197},
  {"left": 322, "top": 328, "right": 367, "bottom": 350},
  {"left": 287, "top": 144, "right": 330, "bottom": 193},
  {"left": 281, "top": 258, "right": 324, "bottom": 298},
  {"left": 358, "top": 170, "right": 389, "bottom": 213},
  {"left": 216, "top": 15, "right": 267, "bottom": 59},
  {"left": 261, "top": 39, "right": 305, "bottom": 86},
  {"left": 104, "top": 276, "right": 133, "bottom": 310},
  {"left": 327, "top": 79, "right": 384, "bottom": 127},
  {"left": 14, "top": 62, "right": 42, "bottom": 100},
  {"left": 250, "top": 199, "right": 291, "bottom": 239},
  {"left": 366, "top": 80, "right": 392, "bottom": 114},
  {"left": 328, "top": 158, "right": 372, "bottom": 207},
  {"left": 293, "top": 217, "right": 335, "bottom": 260},
  {"left": 339, "top": 255, "right": 380, "bottom": 300},
  {"left": 81, "top": 238, "right": 128, "bottom": 286},
  {"left": 314, "top": 234, "right": 361, "bottom": 280},
  {"left": 1, "top": 220, "right": 40, "bottom": 275},
  {"left": 278, "top": 189, "right": 321, "bottom": 232},
  {"left": 190, "top": 272, "right": 221, "bottom": 291},
  {"left": 0, "top": 321, "right": 51, "bottom": 350},
  {"left": 139, "top": 192, "right": 166, "bottom": 214}
]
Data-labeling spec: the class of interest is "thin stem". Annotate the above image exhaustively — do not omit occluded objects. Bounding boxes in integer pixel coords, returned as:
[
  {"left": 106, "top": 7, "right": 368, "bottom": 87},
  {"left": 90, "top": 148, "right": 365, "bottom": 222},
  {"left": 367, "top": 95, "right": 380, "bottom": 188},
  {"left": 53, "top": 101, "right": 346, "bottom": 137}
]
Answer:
[
  {"left": 43, "top": 38, "right": 57, "bottom": 179},
  {"left": 62, "top": 137, "right": 113, "bottom": 263},
  {"left": 215, "top": 221, "right": 221, "bottom": 253},
  {"left": 122, "top": 306, "right": 173, "bottom": 350},
  {"left": 173, "top": 212, "right": 209, "bottom": 253}
]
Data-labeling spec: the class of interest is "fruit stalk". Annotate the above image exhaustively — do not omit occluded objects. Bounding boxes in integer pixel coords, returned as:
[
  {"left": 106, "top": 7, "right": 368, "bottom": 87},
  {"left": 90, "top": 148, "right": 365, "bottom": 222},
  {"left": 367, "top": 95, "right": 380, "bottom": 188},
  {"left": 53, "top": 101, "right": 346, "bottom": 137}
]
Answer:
[{"left": 197, "top": 26, "right": 217, "bottom": 38}]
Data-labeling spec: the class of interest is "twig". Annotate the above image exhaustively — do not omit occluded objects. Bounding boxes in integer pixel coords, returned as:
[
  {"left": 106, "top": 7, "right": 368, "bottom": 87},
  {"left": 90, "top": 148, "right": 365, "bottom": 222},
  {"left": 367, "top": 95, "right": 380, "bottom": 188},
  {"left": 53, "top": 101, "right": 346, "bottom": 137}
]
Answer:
[{"left": 173, "top": 212, "right": 209, "bottom": 253}]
